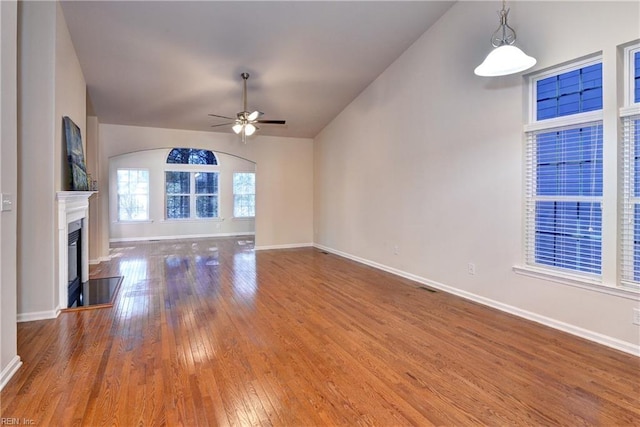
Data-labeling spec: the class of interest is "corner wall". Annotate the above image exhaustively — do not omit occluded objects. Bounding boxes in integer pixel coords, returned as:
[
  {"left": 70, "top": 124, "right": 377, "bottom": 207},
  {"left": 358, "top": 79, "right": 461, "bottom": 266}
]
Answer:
[
  {"left": 0, "top": 0, "right": 21, "bottom": 390},
  {"left": 313, "top": 1, "right": 640, "bottom": 352},
  {"left": 17, "top": 1, "right": 86, "bottom": 320}
]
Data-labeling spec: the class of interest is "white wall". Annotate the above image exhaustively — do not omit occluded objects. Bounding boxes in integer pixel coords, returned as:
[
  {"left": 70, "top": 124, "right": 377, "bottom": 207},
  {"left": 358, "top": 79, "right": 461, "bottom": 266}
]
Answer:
[
  {"left": 314, "top": 1, "right": 640, "bottom": 352},
  {"left": 17, "top": 1, "right": 86, "bottom": 320},
  {"left": 98, "top": 124, "right": 313, "bottom": 252},
  {"left": 109, "top": 149, "right": 255, "bottom": 241},
  {"left": 0, "top": 0, "right": 21, "bottom": 390},
  {"left": 55, "top": 1, "right": 86, "bottom": 191},
  {"left": 86, "top": 114, "right": 103, "bottom": 262}
]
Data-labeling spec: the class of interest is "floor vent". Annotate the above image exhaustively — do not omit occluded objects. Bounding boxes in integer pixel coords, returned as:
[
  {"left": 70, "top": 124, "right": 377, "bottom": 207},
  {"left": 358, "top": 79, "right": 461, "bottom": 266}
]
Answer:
[{"left": 417, "top": 286, "right": 437, "bottom": 293}]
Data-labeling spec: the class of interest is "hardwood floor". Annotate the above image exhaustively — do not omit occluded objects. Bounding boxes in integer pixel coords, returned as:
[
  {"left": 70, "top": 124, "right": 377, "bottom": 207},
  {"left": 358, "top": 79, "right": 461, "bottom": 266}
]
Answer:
[{"left": 2, "top": 237, "right": 639, "bottom": 426}]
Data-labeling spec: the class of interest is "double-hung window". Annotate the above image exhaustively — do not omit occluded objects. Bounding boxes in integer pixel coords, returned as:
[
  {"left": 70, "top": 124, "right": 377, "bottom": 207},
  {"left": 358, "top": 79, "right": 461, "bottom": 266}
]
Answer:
[
  {"left": 620, "top": 44, "right": 640, "bottom": 289},
  {"left": 233, "top": 172, "right": 256, "bottom": 218},
  {"left": 525, "top": 59, "right": 603, "bottom": 277},
  {"left": 116, "top": 168, "right": 149, "bottom": 221},
  {"left": 165, "top": 148, "right": 220, "bottom": 220}
]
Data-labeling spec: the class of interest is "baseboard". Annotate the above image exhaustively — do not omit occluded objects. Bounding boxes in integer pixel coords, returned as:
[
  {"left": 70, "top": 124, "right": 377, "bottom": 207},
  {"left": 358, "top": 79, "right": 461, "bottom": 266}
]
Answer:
[
  {"left": 89, "top": 256, "right": 111, "bottom": 265},
  {"left": 0, "top": 355, "right": 22, "bottom": 391},
  {"left": 255, "top": 243, "right": 314, "bottom": 251},
  {"left": 110, "top": 232, "right": 255, "bottom": 243},
  {"left": 17, "top": 309, "right": 59, "bottom": 323},
  {"left": 313, "top": 243, "right": 640, "bottom": 357}
]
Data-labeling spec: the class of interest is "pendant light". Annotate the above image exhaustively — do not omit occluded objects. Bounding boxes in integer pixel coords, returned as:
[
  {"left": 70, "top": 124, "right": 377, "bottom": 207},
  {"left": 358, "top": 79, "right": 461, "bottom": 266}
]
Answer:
[{"left": 474, "top": 0, "right": 536, "bottom": 77}]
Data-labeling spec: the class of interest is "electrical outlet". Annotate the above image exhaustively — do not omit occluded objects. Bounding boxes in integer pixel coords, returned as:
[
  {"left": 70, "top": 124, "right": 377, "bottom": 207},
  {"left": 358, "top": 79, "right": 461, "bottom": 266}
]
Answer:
[
  {"left": 633, "top": 308, "right": 640, "bottom": 326},
  {"left": 468, "top": 263, "right": 476, "bottom": 275},
  {"left": 1, "top": 193, "right": 12, "bottom": 212}
]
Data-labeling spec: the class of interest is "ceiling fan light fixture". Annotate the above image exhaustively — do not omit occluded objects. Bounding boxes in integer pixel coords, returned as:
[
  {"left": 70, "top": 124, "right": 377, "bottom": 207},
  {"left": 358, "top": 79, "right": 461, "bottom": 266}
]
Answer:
[
  {"left": 244, "top": 123, "right": 256, "bottom": 136},
  {"left": 209, "top": 73, "right": 286, "bottom": 141},
  {"left": 474, "top": 0, "right": 536, "bottom": 77}
]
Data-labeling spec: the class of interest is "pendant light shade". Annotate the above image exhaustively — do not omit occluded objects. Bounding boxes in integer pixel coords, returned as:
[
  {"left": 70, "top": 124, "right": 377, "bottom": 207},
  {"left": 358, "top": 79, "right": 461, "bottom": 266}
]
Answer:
[
  {"left": 474, "top": 45, "right": 537, "bottom": 77},
  {"left": 474, "top": 1, "right": 536, "bottom": 77}
]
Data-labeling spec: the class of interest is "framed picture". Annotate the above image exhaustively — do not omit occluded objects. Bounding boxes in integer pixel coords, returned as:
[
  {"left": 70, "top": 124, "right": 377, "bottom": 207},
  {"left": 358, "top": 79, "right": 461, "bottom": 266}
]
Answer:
[{"left": 63, "top": 116, "right": 89, "bottom": 191}]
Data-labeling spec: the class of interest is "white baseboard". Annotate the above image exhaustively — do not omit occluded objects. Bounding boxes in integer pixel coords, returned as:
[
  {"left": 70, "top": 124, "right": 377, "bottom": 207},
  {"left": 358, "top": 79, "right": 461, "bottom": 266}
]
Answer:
[
  {"left": 255, "top": 243, "right": 314, "bottom": 251},
  {"left": 0, "top": 355, "right": 22, "bottom": 391},
  {"left": 314, "top": 243, "right": 640, "bottom": 357},
  {"left": 110, "top": 232, "right": 255, "bottom": 243},
  {"left": 17, "top": 309, "right": 59, "bottom": 323},
  {"left": 89, "top": 256, "right": 111, "bottom": 265}
]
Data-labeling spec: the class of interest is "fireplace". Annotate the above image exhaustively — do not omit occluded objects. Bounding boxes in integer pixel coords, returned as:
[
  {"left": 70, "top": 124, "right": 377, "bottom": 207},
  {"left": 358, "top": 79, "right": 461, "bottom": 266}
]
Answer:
[
  {"left": 57, "top": 191, "right": 94, "bottom": 310},
  {"left": 67, "top": 220, "right": 83, "bottom": 307}
]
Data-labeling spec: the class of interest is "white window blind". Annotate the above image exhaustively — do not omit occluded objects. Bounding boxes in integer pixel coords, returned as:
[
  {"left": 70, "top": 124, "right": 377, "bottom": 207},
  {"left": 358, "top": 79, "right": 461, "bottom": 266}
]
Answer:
[
  {"left": 525, "top": 121, "right": 603, "bottom": 275},
  {"left": 620, "top": 115, "right": 640, "bottom": 290}
]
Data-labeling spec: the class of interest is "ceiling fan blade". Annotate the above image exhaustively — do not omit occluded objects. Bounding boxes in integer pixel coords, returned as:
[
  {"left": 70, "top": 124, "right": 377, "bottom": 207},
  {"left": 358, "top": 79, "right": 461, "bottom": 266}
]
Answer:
[
  {"left": 210, "top": 122, "right": 233, "bottom": 128},
  {"left": 256, "top": 120, "right": 286, "bottom": 125},
  {"left": 208, "top": 113, "right": 235, "bottom": 120}
]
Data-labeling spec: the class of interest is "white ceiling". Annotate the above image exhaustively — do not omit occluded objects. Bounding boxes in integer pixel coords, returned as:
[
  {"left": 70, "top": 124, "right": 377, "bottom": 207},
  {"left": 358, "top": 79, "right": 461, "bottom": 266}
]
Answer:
[{"left": 60, "top": 1, "right": 454, "bottom": 139}]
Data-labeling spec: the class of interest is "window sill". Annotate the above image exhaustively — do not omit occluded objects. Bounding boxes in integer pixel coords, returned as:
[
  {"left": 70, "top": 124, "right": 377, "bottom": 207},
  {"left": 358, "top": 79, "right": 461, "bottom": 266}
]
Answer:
[
  {"left": 115, "top": 220, "right": 153, "bottom": 224},
  {"left": 513, "top": 265, "right": 640, "bottom": 300},
  {"left": 160, "top": 217, "right": 224, "bottom": 223},
  {"left": 232, "top": 216, "right": 255, "bottom": 221}
]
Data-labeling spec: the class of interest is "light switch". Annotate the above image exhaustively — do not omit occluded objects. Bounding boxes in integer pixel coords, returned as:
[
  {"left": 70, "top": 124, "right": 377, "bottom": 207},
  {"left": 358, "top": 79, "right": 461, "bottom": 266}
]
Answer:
[{"left": 1, "top": 193, "right": 13, "bottom": 212}]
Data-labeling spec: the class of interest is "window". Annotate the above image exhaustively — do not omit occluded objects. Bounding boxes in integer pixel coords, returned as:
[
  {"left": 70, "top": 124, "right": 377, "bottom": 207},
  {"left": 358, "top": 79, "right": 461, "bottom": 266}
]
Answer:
[
  {"left": 620, "top": 43, "right": 640, "bottom": 289},
  {"left": 633, "top": 48, "right": 640, "bottom": 104},
  {"left": 166, "top": 148, "right": 218, "bottom": 165},
  {"left": 233, "top": 172, "right": 256, "bottom": 217},
  {"left": 165, "top": 148, "right": 219, "bottom": 220},
  {"left": 165, "top": 171, "right": 219, "bottom": 219},
  {"left": 117, "top": 169, "right": 149, "bottom": 221},
  {"left": 525, "top": 59, "right": 603, "bottom": 277}
]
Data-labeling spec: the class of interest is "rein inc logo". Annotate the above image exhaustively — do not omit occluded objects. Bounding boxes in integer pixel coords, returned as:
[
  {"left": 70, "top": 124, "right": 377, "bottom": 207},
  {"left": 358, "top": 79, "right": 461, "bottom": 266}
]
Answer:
[{"left": 1, "top": 419, "right": 35, "bottom": 426}]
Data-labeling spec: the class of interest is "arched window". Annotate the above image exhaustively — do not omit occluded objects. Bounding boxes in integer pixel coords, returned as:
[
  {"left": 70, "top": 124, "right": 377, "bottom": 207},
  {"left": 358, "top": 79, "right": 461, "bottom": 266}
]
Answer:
[
  {"left": 165, "top": 148, "right": 219, "bottom": 219},
  {"left": 166, "top": 148, "right": 217, "bottom": 165}
]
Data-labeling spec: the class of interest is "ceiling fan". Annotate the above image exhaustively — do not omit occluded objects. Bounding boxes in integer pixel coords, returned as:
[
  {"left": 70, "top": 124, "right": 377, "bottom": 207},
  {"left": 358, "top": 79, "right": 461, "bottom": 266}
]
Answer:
[{"left": 209, "top": 72, "right": 286, "bottom": 143}]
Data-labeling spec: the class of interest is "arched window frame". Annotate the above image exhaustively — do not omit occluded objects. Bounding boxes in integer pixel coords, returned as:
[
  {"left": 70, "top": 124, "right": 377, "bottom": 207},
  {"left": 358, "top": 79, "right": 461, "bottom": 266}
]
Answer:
[{"left": 165, "top": 148, "right": 221, "bottom": 220}]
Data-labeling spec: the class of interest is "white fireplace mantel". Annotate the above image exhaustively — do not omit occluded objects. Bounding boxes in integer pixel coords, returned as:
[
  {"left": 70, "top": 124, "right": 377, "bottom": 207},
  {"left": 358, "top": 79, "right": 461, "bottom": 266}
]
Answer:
[{"left": 56, "top": 191, "right": 96, "bottom": 310}]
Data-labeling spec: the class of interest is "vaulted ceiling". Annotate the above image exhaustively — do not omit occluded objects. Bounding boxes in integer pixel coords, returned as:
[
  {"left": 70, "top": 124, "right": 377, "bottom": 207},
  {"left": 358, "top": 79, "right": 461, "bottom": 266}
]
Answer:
[{"left": 60, "top": 1, "right": 454, "bottom": 138}]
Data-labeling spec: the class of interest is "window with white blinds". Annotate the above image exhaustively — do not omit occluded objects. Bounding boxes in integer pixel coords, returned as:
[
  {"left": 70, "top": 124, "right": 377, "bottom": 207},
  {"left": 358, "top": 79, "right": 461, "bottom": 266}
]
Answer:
[
  {"left": 620, "top": 116, "right": 640, "bottom": 288},
  {"left": 619, "top": 44, "right": 640, "bottom": 289},
  {"left": 525, "top": 59, "right": 603, "bottom": 277},
  {"left": 525, "top": 123, "right": 603, "bottom": 275}
]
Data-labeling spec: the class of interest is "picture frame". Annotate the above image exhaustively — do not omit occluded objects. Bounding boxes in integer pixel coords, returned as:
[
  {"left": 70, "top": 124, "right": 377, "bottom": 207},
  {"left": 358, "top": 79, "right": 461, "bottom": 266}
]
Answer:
[{"left": 63, "top": 116, "right": 89, "bottom": 191}]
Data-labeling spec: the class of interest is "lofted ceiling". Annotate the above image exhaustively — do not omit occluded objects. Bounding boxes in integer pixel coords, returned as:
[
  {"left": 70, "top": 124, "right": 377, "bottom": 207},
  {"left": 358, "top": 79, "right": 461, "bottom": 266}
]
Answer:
[{"left": 60, "top": 1, "right": 454, "bottom": 139}]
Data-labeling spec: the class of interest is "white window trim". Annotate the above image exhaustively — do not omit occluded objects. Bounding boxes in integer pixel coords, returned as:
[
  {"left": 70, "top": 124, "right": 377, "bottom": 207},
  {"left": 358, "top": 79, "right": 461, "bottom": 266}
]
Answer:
[
  {"left": 232, "top": 171, "right": 256, "bottom": 219},
  {"left": 164, "top": 169, "right": 221, "bottom": 220},
  {"left": 623, "top": 43, "right": 640, "bottom": 109},
  {"left": 116, "top": 168, "right": 150, "bottom": 222},
  {"left": 522, "top": 56, "right": 606, "bottom": 284},
  {"left": 528, "top": 55, "right": 602, "bottom": 124},
  {"left": 619, "top": 43, "right": 640, "bottom": 291},
  {"left": 513, "top": 265, "right": 640, "bottom": 301},
  {"left": 160, "top": 217, "right": 224, "bottom": 224}
]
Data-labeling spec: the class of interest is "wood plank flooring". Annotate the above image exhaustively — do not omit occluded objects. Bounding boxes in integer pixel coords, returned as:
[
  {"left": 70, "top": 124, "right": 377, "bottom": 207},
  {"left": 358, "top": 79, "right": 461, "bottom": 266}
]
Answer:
[{"left": 1, "top": 237, "right": 639, "bottom": 426}]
